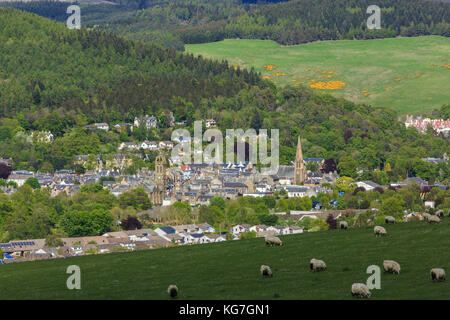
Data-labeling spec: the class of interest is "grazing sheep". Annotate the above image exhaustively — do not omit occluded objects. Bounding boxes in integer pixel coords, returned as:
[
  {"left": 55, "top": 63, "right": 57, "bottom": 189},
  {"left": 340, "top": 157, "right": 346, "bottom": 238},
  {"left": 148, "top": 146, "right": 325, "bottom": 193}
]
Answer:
[
  {"left": 260, "top": 265, "right": 273, "bottom": 278},
  {"left": 383, "top": 260, "right": 401, "bottom": 274},
  {"left": 430, "top": 268, "right": 446, "bottom": 281},
  {"left": 385, "top": 216, "right": 395, "bottom": 224},
  {"left": 436, "top": 210, "right": 444, "bottom": 218},
  {"left": 428, "top": 215, "right": 440, "bottom": 224},
  {"left": 339, "top": 221, "right": 348, "bottom": 230},
  {"left": 351, "top": 283, "right": 371, "bottom": 298},
  {"left": 310, "top": 258, "right": 327, "bottom": 272},
  {"left": 265, "top": 236, "right": 282, "bottom": 246},
  {"left": 167, "top": 285, "right": 178, "bottom": 298},
  {"left": 374, "top": 226, "right": 387, "bottom": 237}
]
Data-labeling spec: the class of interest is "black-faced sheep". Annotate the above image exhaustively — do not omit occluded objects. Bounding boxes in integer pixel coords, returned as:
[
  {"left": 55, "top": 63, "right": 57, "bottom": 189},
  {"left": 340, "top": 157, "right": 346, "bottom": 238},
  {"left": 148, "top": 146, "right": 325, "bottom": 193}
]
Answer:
[
  {"left": 430, "top": 268, "right": 446, "bottom": 281},
  {"left": 167, "top": 285, "right": 178, "bottom": 298},
  {"left": 310, "top": 258, "right": 327, "bottom": 272},
  {"left": 260, "top": 265, "right": 273, "bottom": 277},
  {"left": 435, "top": 210, "right": 444, "bottom": 218},
  {"left": 385, "top": 216, "right": 395, "bottom": 224},
  {"left": 351, "top": 283, "right": 371, "bottom": 298},
  {"left": 374, "top": 226, "right": 386, "bottom": 237},
  {"left": 265, "top": 236, "right": 282, "bottom": 246},
  {"left": 383, "top": 260, "right": 401, "bottom": 274},
  {"left": 339, "top": 221, "right": 348, "bottom": 230}
]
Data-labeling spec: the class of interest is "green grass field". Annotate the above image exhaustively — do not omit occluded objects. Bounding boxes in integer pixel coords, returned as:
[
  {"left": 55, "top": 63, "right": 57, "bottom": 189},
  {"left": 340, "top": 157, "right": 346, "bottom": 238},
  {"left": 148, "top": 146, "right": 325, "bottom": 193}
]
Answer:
[
  {"left": 1, "top": 218, "right": 450, "bottom": 300},
  {"left": 186, "top": 37, "right": 450, "bottom": 114}
]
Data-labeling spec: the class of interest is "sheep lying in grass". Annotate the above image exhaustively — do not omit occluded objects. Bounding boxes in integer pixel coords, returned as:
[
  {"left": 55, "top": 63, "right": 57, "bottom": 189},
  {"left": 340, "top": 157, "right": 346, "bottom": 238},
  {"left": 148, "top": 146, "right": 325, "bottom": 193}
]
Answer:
[
  {"left": 351, "top": 283, "right": 371, "bottom": 298},
  {"left": 374, "top": 226, "right": 386, "bottom": 237},
  {"left": 260, "top": 265, "right": 273, "bottom": 278},
  {"left": 385, "top": 216, "right": 395, "bottom": 224},
  {"left": 339, "top": 221, "right": 348, "bottom": 230},
  {"left": 383, "top": 260, "right": 401, "bottom": 274},
  {"left": 265, "top": 236, "right": 282, "bottom": 246},
  {"left": 436, "top": 210, "right": 444, "bottom": 218},
  {"left": 422, "top": 213, "right": 431, "bottom": 222},
  {"left": 428, "top": 215, "right": 440, "bottom": 224},
  {"left": 310, "top": 258, "right": 327, "bottom": 272},
  {"left": 430, "top": 268, "right": 446, "bottom": 281},
  {"left": 167, "top": 285, "right": 178, "bottom": 298}
]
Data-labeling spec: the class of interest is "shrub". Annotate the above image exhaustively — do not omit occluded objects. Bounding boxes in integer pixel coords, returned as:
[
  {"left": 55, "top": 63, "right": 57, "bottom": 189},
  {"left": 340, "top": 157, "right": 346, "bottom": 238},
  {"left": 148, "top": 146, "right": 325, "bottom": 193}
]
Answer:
[{"left": 240, "top": 231, "right": 257, "bottom": 240}]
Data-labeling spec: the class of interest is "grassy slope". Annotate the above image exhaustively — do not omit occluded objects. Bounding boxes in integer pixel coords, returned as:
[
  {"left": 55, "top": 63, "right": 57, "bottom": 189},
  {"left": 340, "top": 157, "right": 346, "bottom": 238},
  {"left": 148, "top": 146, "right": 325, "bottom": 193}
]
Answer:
[
  {"left": 1, "top": 218, "right": 450, "bottom": 299},
  {"left": 186, "top": 37, "right": 450, "bottom": 114}
]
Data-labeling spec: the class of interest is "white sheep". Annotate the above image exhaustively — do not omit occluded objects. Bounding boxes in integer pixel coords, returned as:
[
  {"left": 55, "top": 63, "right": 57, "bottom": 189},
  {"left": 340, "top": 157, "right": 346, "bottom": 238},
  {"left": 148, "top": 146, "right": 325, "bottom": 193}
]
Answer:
[
  {"left": 339, "top": 221, "right": 348, "bottom": 230},
  {"left": 385, "top": 216, "right": 395, "bottom": 224},
  {"left": 430, "top": 268, "right": 446, "bottom": 281},
  {"left": 422, "top": 212, "right": 431, "bottom": 222},
  {"left": 428, "top": 215, "right": 440, "bottom": 224},
  {"left": 435, "top": 210, "right": 444, "bottom": 218},
  {"left": 374, "top": 226, "right": 386, "bottom": 237},
  {"left": 383, "top": 260, "right": 401, "bottom": 274},
  {"left": 310, "top": 258, "right": 327, "bottom": 272},
  {"left": 167, "top": 285, "right": 178, "bottom": 298},
  {"left": 351, "top": 283, "right": 371, "bottom": 298},
  {"left": 260, "top": 265, "right": 273, "bottom": 277},
  {"left": 265, "top": 236, "right": 282, "bottom": 246}
]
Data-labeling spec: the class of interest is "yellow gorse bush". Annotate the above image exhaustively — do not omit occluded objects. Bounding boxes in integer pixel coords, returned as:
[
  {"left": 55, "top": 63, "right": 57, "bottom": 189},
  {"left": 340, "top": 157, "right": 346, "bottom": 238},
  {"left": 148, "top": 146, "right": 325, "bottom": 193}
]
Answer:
[
  {"left": 264, "top": 64, "right": 277, "bottom": 71},
  {"left": 310, "top": 81, "right": 346, "bottom": 90}
]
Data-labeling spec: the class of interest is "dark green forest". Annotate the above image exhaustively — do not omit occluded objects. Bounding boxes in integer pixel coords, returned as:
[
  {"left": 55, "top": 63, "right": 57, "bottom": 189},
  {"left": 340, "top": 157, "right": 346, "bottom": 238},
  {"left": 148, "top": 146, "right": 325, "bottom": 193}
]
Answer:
[{"left": 2, "top": 0, "right": 449, "bottom": 50}]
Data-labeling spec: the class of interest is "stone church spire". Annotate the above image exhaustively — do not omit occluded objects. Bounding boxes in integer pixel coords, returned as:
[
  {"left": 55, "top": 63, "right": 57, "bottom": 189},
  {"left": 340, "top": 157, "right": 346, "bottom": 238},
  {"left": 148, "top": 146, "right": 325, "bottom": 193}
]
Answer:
[{"left": 293, "top": 135, "right": 306, "bottom": 185}]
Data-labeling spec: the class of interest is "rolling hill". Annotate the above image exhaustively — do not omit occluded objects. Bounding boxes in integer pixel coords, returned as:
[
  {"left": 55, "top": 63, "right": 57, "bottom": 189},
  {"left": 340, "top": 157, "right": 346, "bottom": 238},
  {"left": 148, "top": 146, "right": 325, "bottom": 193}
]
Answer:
[
  {"left": 1, "top": 218, "right": 450, "bottom": 299},
  {"left": 186, "top": 37, "right": 450, "bottom": 114},
  {"left": 2, "top": 0, "right": 449, "bottom": 50}
]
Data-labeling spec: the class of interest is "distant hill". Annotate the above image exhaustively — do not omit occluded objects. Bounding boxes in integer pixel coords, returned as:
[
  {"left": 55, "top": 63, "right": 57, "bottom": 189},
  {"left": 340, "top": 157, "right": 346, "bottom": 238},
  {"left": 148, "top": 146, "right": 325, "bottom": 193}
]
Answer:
[
  {"left": 2, "top": 0, "right": 448, "bottom": 49},
  {"left": 0, "top": 7, "right": 262, "bottom": 122}
]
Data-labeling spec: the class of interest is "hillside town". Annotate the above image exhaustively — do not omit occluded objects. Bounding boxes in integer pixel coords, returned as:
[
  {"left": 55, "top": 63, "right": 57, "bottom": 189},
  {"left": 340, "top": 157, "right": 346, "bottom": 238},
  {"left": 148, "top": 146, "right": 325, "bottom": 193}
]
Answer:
[{"left": 1, "top": 132, "right": 448, "bottom": 264}]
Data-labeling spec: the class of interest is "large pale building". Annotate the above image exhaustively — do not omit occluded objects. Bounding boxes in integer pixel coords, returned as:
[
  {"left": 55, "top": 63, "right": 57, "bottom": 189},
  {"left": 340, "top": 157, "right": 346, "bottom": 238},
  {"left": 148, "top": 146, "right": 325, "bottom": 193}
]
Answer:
[{"left": 293, "top": 136, "right": 306, "bottom": 185}]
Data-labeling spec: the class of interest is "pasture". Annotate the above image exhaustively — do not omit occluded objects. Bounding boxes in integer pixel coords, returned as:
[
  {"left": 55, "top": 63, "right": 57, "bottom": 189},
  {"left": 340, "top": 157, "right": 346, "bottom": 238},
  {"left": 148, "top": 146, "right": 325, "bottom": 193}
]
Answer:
[
  {"left": 186, "top": 36, "right": 450, "bottom": 114},
  {"left": 1, "top": 218, "right": 450, "bottom": 299}
]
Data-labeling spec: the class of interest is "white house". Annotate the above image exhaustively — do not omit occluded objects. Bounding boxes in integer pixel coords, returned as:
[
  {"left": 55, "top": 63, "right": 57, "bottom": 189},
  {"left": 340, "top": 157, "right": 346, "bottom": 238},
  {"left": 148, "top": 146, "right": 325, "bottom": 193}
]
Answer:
[
  {"left": 190, "top": 233, "right": 209, "bottom": 244},
  {"left": 356, "top": 180, "right": 380, "bottom": 191},
  {"left": 159, "top": 141, "right": 174, "bottom": 150},
  {"left": 249, "top": 225, "right": 268, "bottom": 233},
  {"left": 93, "top": 123, "right": 109, "bottom": 131},
  {"left": 266, "top": 225, "right": 290, "bottom": 235},
  {"left": 134, "top": 115, "right": 158, "bottom": 129},
  {"left": 205, "top": 119, "right": 216, "bottom": 128},
  {"left": 139, "top": 141, "right": 159, "bottom": 151},
  {"left": 119, "top": 142, "right": 138, "bottom": 151},
  {"left": 31, "top": 131, "right": 54, "bottom": 143},
  {"left": 154, "top": 226, "right": 177, "bottom": 237},
  {"left": 204, "top": 234, "right": 226, "bottom": 242},
  {"left": 285, "top": 185, "right": 309, "bottom": 198},
  {"left": 231, "top": 224, "right": 251, "bottom": 235}
]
